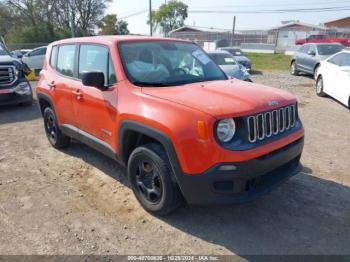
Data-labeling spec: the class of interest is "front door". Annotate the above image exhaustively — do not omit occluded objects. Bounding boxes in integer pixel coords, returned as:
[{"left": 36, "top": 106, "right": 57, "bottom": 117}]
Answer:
[{"left": 72, "top": 44, "right": 118, "bottom": 152}]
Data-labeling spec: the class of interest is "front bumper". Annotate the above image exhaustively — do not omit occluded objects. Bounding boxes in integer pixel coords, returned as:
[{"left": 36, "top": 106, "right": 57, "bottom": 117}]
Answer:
[
  {"left": 176, "top": 137, "right": 304, "bottom": 205},
  {"left": 0, "top": 80, "right": 33, "bottom": 106}
]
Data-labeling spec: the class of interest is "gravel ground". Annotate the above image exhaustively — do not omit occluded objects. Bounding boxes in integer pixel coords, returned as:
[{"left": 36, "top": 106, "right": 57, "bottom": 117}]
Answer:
[{"left": 0, "top": 72, "right": 349, "bottom": 256}]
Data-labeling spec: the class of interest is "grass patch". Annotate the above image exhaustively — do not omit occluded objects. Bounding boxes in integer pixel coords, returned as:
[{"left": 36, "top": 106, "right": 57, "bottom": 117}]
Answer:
[{"left": 246, "top": 53, "right": 291, "bottom": 72}]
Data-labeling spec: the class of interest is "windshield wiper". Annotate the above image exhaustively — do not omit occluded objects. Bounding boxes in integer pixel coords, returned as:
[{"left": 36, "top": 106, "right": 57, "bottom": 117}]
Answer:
[{"left": 132, "top": 81, "right": 177, "bottom": 87}]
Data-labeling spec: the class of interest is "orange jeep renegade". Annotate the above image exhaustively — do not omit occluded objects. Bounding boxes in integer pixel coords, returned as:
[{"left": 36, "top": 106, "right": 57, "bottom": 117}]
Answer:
[{"left": 36, "top": 36, "right": 304, "bottom": 215}]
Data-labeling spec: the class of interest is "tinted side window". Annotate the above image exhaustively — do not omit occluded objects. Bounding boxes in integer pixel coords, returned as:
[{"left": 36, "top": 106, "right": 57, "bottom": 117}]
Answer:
[
  {"left": 309, "top": 45, "right": 316, "bottom": 54},
  {"left": 328, "top": 53, "right": 343, "bottom": 66},
  {"left": 329, "top": 53, "right": 350, "bottom": 66},
  {"left": 29, "top": 48, "right": 47, "bottom": 56},
  {"left": 57, "top": 45, "right": 76, "bottom": 77},
  {"left": 50, "top": 46, "right": 58, "bottom": 69},
  {"left": 79, "top": 45, "right": 109, "bottom": 85},
  {"left": 340, "top": 53, "right": 350, "bottom": 66}
]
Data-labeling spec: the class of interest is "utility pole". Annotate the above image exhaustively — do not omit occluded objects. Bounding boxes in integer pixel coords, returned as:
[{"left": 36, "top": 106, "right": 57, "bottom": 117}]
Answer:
[
  {"left": 149, "top": 0, "right": 153, "bottom": 36},
  {"left": 232, "top": 16, "right": 236, "bottom": 46}
]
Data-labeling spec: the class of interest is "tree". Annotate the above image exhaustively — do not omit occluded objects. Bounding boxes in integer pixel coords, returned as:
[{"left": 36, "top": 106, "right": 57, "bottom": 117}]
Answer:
[
  {"left": 97, "top": 14, "right": 129, "bottom": 35},
  {"left": 2, "top": 0, "right": 111, "bottom": 44},
  {"left": 116, "top": 20, "right": 129, "bottom": 35},
  {"left": 149, "top": 0, "right": 188, "bottom": 35}
]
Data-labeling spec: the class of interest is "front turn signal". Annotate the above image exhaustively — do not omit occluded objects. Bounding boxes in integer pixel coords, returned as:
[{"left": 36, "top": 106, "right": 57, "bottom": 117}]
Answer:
[{"left": 197, "top": 120, "right": 208, "bottom": 140}]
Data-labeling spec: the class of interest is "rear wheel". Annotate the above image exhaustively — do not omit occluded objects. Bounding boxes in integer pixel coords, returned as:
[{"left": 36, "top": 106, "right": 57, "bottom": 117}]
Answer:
[
  {"left": 43, "top": 107, "right": 70, "bottom": 148},
  {"left": 316, "top": 76, "right": 326, "bottom": 97},
  {"left": 291, "top": 61, "right": 299, "bottom": 76},
  {"left": 128, "top": 143, "right": 183, "bottom": 216}
]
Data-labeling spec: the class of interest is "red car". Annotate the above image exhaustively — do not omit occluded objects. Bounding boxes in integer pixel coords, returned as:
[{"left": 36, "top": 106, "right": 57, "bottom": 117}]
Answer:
[{"left": 295, "top": 34, "right": 350, "bottom": 47}]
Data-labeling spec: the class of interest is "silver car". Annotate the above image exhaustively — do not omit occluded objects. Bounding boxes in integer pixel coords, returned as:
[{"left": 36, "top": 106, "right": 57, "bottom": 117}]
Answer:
[
  {"left": 207, "top": 50, "right": 251, "bottom": 81},
  {"left": 291, "top": 43, "right": 344, "bottom": 79}
]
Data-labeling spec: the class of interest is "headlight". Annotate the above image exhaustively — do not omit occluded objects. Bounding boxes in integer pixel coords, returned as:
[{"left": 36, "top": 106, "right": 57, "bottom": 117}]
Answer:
[
  {"left": 216, "top": 118, "right": 236, "bottom": 142},
  {"left": 15, "top": 82, "right": 31, "bottom": 95}
]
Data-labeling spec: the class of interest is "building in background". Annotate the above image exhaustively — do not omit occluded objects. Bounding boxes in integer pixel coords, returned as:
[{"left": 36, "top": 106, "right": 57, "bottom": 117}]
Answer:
[
  {"left": 325, "top": 16, "right": 350, "bottom": 29},
  {"left": 267, "top": 21, "right": 327, "bottom": 50}
]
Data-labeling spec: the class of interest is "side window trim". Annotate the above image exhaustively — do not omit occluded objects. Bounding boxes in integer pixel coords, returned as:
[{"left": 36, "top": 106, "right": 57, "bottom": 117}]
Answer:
[
  {"left": 107, "top": 52, "right": 117, "bottom": 86},
  {"left": 77, "top": 43, "right": 116, "bottom": 87}
]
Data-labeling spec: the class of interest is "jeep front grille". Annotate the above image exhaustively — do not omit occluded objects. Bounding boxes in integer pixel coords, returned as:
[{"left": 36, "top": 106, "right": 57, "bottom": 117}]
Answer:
[
  {"left": 247, "top": 104, "right": 296, "bottom": 143},
  {"left": 0, "top": 65, "right": 17, "bottom": 86}
]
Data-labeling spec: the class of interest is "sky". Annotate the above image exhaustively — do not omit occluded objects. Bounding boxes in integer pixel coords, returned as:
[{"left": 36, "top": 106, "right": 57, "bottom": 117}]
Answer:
[{"left": 108, "top": 0, "right": 350, "bottom": 35}]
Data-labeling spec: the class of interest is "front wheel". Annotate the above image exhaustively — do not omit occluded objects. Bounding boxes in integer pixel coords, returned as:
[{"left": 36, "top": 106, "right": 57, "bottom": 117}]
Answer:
[
  {"left": 316, "top": 76, "right": 326, "bottom": 97},
  {"left": 128, "top": 143, "right": 183, "bottom": 216},
  {"left": 291, "top": 61, "right": 299, "bottom": 76},
  {"left": 314, "top": 65, "right": 320, "bottom": 80}
]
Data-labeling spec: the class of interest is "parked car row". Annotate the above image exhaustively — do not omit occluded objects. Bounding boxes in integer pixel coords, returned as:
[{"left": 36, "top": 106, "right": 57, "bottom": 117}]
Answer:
[
  {"left": 11, "top": 46, "right": 47, "bottom": 73},
  {"left": 203, "top": 47, "right": 252, "bottom": 81},
  {"left": 291, "top": 43, "right": 350, "bottom": 108}
]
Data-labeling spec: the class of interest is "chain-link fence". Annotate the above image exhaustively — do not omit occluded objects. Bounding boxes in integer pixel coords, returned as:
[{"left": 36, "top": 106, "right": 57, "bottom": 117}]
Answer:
[{"left": 170, "top": 27, "right": 350, "bottom": 51}]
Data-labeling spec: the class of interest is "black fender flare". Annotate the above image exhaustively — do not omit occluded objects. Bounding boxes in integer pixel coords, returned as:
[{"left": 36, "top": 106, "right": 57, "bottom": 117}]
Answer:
[
  {"left": 118, "top": 120, "right": 184, "bottom": 180},
  {"left": 37, "top": 92, "right": 55, "bottom": 115}
]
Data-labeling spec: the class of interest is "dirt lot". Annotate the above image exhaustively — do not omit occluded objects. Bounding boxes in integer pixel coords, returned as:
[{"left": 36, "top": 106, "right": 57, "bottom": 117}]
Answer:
[{"left": 0, "top": 72, "right": 349, "bottom": 256}]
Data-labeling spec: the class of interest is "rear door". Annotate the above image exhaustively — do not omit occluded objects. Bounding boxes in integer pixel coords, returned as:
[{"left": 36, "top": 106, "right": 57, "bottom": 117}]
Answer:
[
  {"left": 47, "top": 44, "right": 78, "bottom": 127},
  {"left": 72, "top": 44, "right": 118, "bottom": 151}
]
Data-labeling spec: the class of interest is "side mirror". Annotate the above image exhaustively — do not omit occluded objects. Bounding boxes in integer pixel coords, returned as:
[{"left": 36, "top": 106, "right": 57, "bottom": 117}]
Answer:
[
  {"left": 82, "top": 72, "right": 107, "bottom": 91},
  {"left": 308, "top": 50, "right": 316, "bottom": 56}
]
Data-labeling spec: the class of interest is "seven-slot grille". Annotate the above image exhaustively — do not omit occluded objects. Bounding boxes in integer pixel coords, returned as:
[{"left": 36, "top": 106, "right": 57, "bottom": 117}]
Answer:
[
  {"left": 247, "top": 104, "right": 296, "bottom": 143},
  {"left": 0, "top": 65, "right": 16, "bottom": 86}
]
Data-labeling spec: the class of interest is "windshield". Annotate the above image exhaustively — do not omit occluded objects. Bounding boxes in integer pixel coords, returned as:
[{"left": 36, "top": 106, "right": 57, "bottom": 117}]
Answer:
[
  {"left": 317, "top": 44, "right": 343, "bottom": 56},
  {"left": 209, "top": 53, "right": 237, "bottom": 66},
  {"left": 229, "top": 49, "right": 243, "bottom": 56},
  {"left": 0, "top": 45, "right": 10, "bottom": 56},
  {"left": 119, "top": 41, "right": 226, "bottom": 86}
]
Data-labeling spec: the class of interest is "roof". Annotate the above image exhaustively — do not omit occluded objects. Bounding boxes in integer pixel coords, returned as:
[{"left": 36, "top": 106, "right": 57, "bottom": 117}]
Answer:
[
  {"left": 170, "top": 25, "right": 231, "bottom": 34},
  {"left": 324, "top": 16, "right": 350, "bottom": 25},
  {"left": 269, "top": 21, "right": 327, "bottom": 31},
  {"left": 50, "top": 35, "right": 191, "bottom": 46}
]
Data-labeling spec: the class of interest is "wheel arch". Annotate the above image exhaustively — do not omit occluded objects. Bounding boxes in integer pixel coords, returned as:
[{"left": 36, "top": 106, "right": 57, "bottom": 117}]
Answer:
[
  {"left": 37, "top": 92, "right": 54, "bottom": 116},
  {"left": 314, "top": 63, "right": 320, "bottom": 72},
  {"left": 118, "top": 120, "right": 183, "bottom": 179}
]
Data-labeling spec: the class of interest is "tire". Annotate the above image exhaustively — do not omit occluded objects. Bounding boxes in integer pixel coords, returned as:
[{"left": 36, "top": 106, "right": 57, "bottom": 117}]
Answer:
[
  {"left": 314, "top": 65, "right": 320, "bottom": 80},
  {"left": 127, "top": 143, "right": 183, "bottom": 216},
  {"left": 291, "top": 61, "right": 299, "bottom": 76},
  {"left": 316, "top": 76, "right": 326, "bottom": 97},
  {"left": 43, "top": 107, "right": 70, "bottom": 149}
]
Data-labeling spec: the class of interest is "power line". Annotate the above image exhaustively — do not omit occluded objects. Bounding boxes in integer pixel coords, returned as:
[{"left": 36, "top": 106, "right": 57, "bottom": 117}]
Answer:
[
  {"left": 119, "top": 10, "right": 148, "bottom": 20},
  {"left": 189, "top": 5, "right": 350, "bottom": 14},
  {"left": 189, "top": 0, "right": 350, "bottom": 9}
]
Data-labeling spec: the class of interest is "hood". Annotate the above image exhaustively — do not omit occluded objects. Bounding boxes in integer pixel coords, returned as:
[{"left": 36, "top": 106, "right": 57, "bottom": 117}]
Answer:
[
  {"left": 219, "top": 65, "right": 244, "bottom": 80},
  {"left": 233, "top": 55, "right": 250, "bottom": 63},
  {"left": 0, "top": 55, "right": 16, "bottom": 64},
  {"left": 142, "top": 80, "right": 296, "bottom": 118}
]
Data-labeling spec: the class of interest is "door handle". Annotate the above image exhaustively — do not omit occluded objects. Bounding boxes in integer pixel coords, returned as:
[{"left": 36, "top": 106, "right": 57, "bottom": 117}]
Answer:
[
  {"left": 72, "top": 90, "right": 83, "bottom": 100},
  {"left": 48, "top": 81, "right": 56, "bottom": 89}
]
